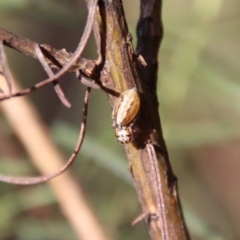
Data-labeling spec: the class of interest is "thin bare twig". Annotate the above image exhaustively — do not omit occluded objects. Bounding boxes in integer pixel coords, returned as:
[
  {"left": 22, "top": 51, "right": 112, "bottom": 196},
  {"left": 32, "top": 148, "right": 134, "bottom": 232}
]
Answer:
[
  {"left": 76, "top": 72, "right": 102, "bottom": 89},
  {"left": 35, "top": 44, "right": 71, "bottom": 108},
  {"left": 0, "top": 87, "right": 91, "bottom": 185},
  {"left": 132, "top": 212, "right": 150, "bottom": 226},
  {"left": 0, "top": 40, "right": 12, "bottom": 94},
  {"left": 0, "top": 27, "right": 98, "bottom": 75},
  {"left": 0, "top": 0, "right": 98, "bottom": 101},
  {"left": 0, "top": 72, "right": 109, "bottom": 240}
]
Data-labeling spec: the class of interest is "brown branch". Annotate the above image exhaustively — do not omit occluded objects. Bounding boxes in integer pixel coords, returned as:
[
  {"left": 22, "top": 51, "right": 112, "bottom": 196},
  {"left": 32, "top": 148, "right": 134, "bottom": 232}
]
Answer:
[
  {"left": 87, "top": 0, "right": 190, "bottom": 239},
  {"left": 0, "top": 0, "right": 98, "bottom": 102},
  {"left": 0, "top": 27, "right": 97, "bottom": 76},
  {"left": 136, "top": 1, "right": 190, "bottom": 239},
  {"left": 136, "top": 0, "right": 164, "bottom": 96},
  {"left": 0, "top": 0, "right": 100, "bottom": 184},
  {"left": 0, "top": 39, "right": 13, "bottom": 94},
  {"left": 0, "top": 0, "right": 190, "bottom": 238},
  {"left": 0, "top": 87, "right": 91, "bottom": 185}
]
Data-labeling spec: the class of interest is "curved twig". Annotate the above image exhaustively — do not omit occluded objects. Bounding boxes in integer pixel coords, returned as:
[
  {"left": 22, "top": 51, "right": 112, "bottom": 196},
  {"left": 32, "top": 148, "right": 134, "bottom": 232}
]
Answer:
[
  {"left": 0, "top": 0, "right": 98, "bottom": 101},
  {"left": 0, "top": 87, "right": 91, "bottom": 185},
  {"left": 35, "top": 44, "right": 71, "bottom": 108},
  {"left": 0, "top": 40, "right": 12, "bottom": 94}
]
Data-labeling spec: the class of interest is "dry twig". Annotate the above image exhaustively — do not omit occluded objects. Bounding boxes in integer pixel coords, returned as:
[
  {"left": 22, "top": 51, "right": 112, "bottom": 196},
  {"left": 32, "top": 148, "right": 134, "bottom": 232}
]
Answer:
[
  {"left": 0, "top": 0, "right": 98, "bottom": 184},
  {"left": 0, "top": 87, "right": 91, "bottom": 185},
  {"left": 0, "top": 39, "right": 12, "bottom": 94},
  {"left": 0, "top": 0, "right": 98, "bottom": 101},
  {"left": 0, "top": 74, "right": 108, "bottom": 240},
  {"left": 0, "top": 0, "right": 190, "bottom": 239},
  {"left": 35, "top": 44, "right": 72, "bottom": 108}
]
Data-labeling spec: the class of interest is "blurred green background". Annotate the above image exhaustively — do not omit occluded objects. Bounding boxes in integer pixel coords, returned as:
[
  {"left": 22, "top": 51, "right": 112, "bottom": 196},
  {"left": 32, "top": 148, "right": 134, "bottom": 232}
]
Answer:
[{"left": 0, "top": 0, "right": 240, "bottom": 239}]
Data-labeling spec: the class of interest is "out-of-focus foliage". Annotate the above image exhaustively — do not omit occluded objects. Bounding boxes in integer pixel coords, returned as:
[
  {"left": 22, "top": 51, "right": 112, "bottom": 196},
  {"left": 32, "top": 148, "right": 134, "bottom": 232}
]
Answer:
[{"left": 0, "top": 0, "right": 240, "bottom": 239}]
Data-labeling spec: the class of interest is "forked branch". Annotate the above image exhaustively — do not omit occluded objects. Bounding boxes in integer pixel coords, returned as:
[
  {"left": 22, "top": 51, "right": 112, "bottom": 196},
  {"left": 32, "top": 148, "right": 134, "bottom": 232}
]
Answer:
[
  {"left": 86, "top": 0, "right": 190, "bottom": 239},
  {"left": 0, "top": 0, "right": 98, "bottom": 102},
  {"left": 0, "top": 0, "right": 100, "bottom": 184},
  {"left": 0, "top": 0, "right": 190, "bottom": 239},
  {"left": 0, "top": 86, "right": 91, "bottom": 185}
]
